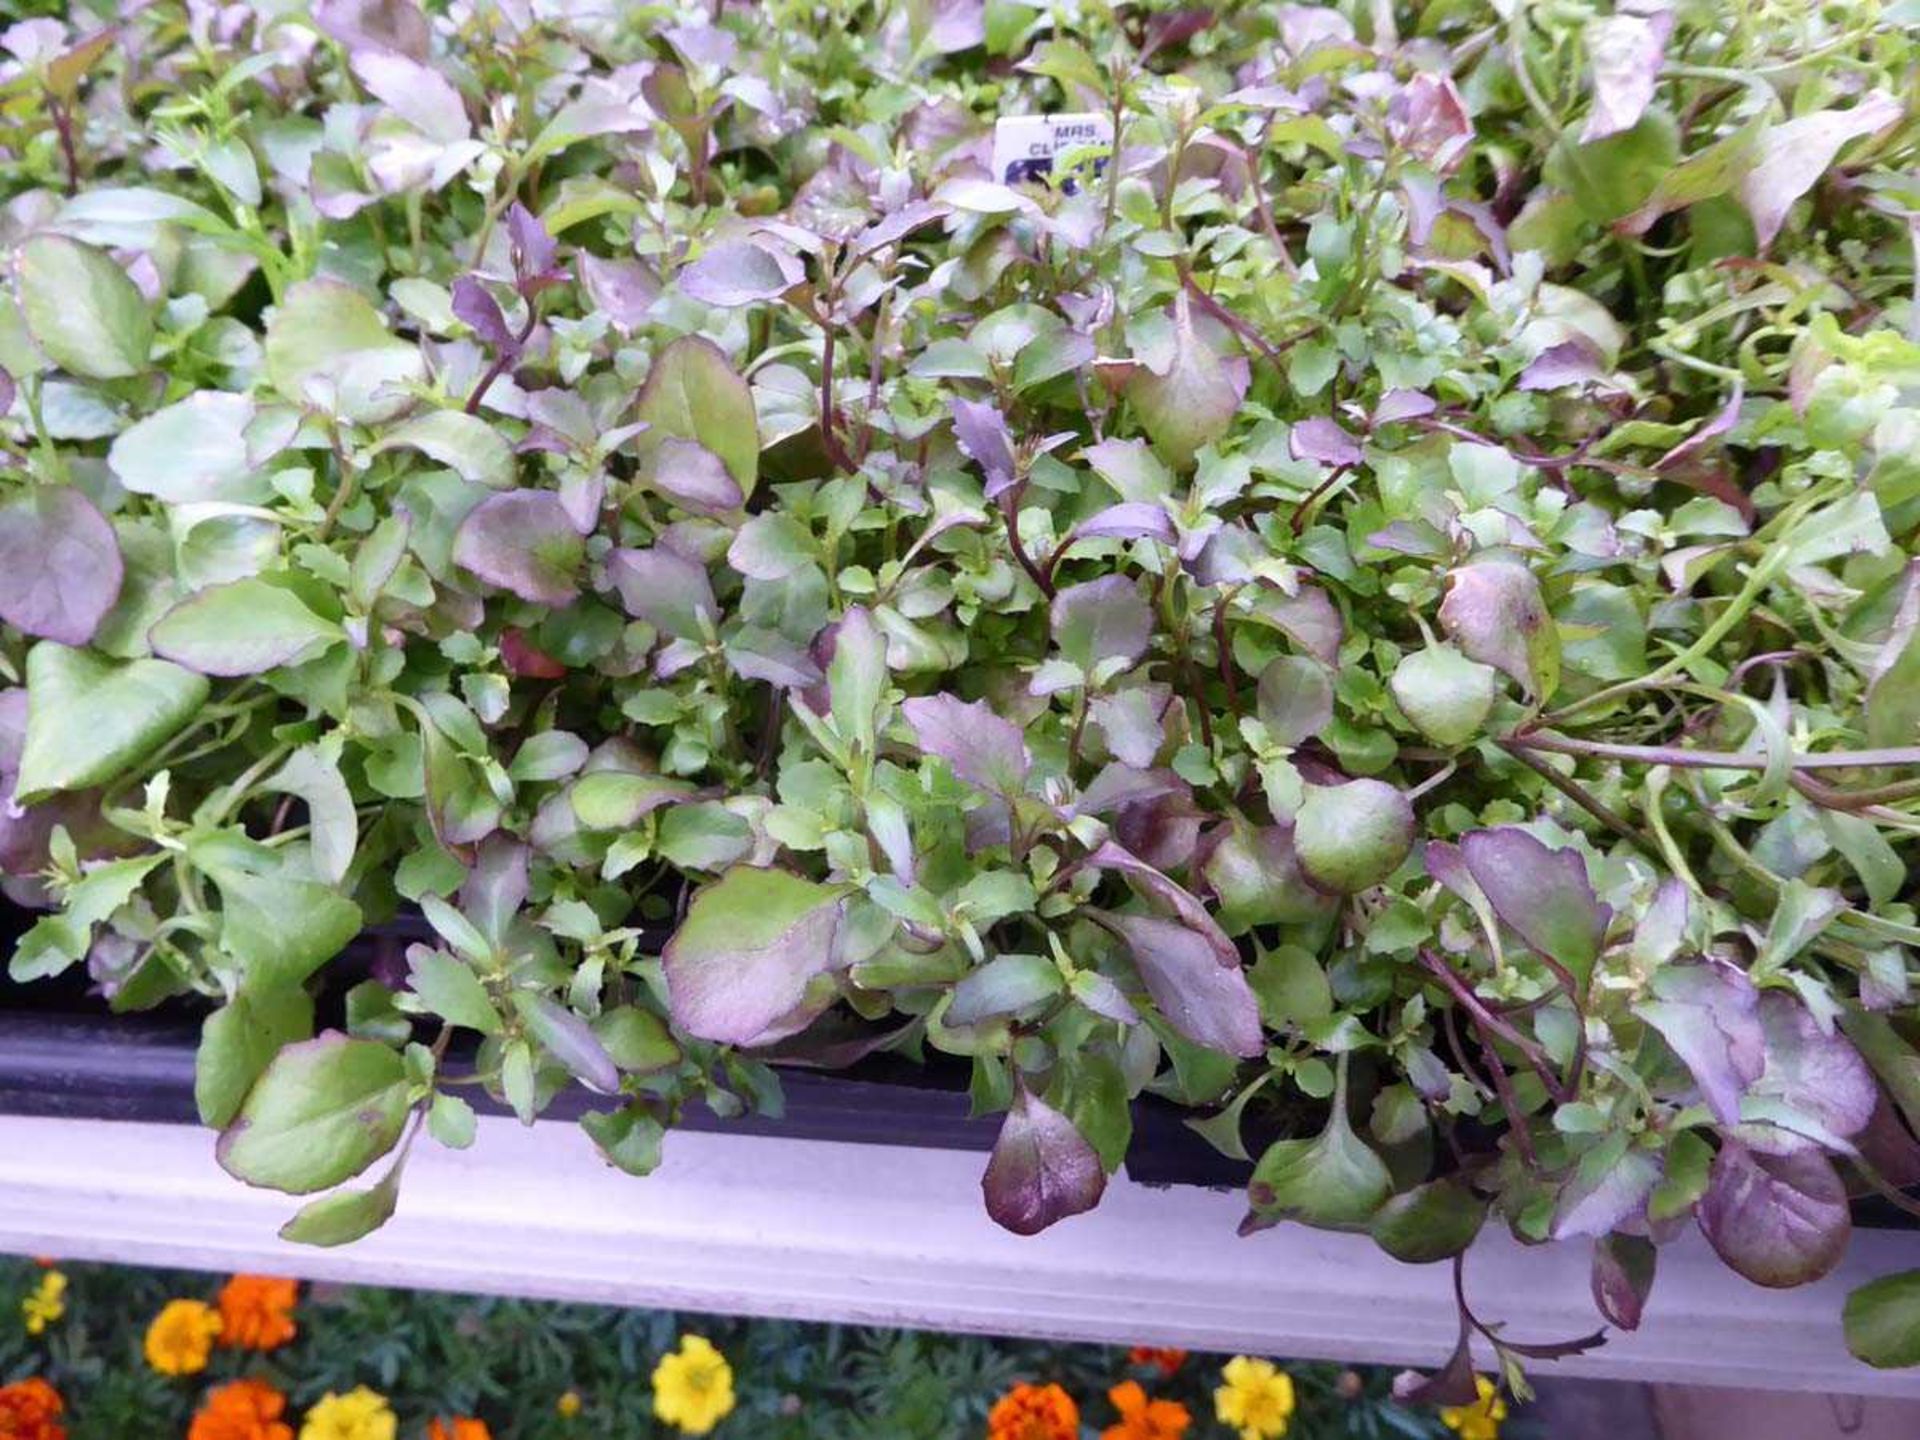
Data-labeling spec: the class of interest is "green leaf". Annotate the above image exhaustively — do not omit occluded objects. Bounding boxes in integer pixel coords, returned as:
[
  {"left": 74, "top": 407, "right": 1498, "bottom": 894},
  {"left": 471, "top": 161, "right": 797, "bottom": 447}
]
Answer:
[
  {"left": 263, "top": 744, "right": 358, "bottom": 885},
  {"left": 278, "top": 1168, "right": 402, "bottom": 1246},
  {"left": 634, "top": 335, "right": 760, "bottom": 495},
  {"left": 1844, "top": 1271, "right": 1920, "bottom": 1369},
  {"left": 14, "top": 642, "right": 209, "bottom": 802},
  {"left": 1369, "top": 1179, "right": 1488, "bottom": 1264},
  {"left": 595, "top": 1006, "right": 682, "bottom": 1072},
  {"left": 217, "top": 1032, "right": 411, "bottom": 1194},
  {"left": 371, "top": 409, "right": 516, "bottom": 489},
  {"left": 149, "top": 578, "right": 342, "bottom": 676},
  {"left": 264, "top": 277, "right": 426, "bottom": 423},
  {"left": 18, "top": 234, "right": 152, "bottom": 379},
  {"left": 582, "top": 1104, "right": 666, "bottom": 1176},
  {"left": 195, "top": 986, "right": 316, "bottom": 1128},
  {"left": 196, "top": 838, "right": 364, "bottom": 990},
  {"left": 569, "top": 771, "right": 695, "bottom": 829},
  {"left": 1250, "top": 1091, "right": 1392, "bottom": 1230},
  {"left": 428, "top": 1093, "right": 477, "bottom": 1149},
  {"left": 403, "top": 946, "right": 500, "bottom": 1034}
]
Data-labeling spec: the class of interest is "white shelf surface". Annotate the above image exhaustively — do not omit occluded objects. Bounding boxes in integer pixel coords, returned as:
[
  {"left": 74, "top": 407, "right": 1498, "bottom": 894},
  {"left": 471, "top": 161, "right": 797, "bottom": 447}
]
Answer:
[{"left": 0, "top": 1113, "right": 1913, "bottom": 1397}]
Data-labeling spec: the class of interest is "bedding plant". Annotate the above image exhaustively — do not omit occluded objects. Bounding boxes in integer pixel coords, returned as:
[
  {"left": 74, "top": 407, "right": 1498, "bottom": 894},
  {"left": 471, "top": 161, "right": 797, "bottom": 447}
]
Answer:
[
  {"left": 0, "top": 1258, "right": 1510, "bottom": 1439},
  {"left": 1, "top": 0, "right": 1919, "bottom": 1399}
]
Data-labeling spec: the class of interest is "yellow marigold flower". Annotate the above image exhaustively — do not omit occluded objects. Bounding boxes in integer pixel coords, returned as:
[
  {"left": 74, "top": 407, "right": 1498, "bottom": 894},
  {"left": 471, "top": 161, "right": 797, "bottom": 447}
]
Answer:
[
  {"left": 218, "top": 1275, "right": 298, "bottom": 1352},
  {"left": 1439, "top": 1375, "right": 1508, "bottom": 1440},
  {"left": 21, "top": 1270, "right": 66, "bottom": 1335},
  {"left": 144, "top": 1299, "right": 222, "bottom": 1376},
  {"left": 555, "top": 1391, "right": 583, "bottom": 1419},
  {"left": 299, "top": 1387, "right": 396, "bottom": 1440},
  {"left": 1214, "top": 1357, "right": 1295, "bottom": 1440},
  {"left": 987, "top": 1382, "right": 1079, "bottom": 1440},
  {"left": 651, "top": 1335, "right": 736, "bottom": 1436}
]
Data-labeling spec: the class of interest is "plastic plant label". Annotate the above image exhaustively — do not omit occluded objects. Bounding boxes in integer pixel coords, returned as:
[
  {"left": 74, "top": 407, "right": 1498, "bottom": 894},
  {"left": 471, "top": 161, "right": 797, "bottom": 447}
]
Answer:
[{"left": 991, "top": 113, "right": 1115, "bottom": 191}]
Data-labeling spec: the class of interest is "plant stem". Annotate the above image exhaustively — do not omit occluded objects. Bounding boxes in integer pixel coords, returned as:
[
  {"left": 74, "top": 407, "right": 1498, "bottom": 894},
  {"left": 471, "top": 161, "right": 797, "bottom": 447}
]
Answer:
[
  {"left": 1508, "top": 731, "right": 1920, "bottom": 773},
  {"left": 1496, "top": 740, "right": 1651, "bottom": 853}
]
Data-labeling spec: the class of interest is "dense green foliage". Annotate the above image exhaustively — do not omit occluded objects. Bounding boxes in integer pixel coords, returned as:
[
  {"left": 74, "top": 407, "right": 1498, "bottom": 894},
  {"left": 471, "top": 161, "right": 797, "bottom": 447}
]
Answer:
[{"left": 2, "top": 0, "right": 1920, "bottom": 1390}]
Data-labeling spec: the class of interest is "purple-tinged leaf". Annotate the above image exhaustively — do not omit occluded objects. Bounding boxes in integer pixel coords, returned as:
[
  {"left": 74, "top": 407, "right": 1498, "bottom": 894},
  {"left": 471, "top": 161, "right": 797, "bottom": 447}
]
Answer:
[
  {"left": 726, "top": 629, "right": 823, "bottom": 689},
  {"left": 651, "top": 436, "right": 745, "bottom": 515},
  {"left": 1459, "top": 828, "right": 1610, "bottom": 982},
  {"left": 1113, "top": 787, "right": 1202, "bottom": 873},
  {"left": 1087, "top": 841, "right": 1237, "bottom": 967},
  {"left": 1391, "top": 1323, "right": 1482, "bottom": 1408},
  {"left": 505, "top": 203, "right": 561, "bottom": 288},
  {"left": 1636, "top": 960, "right": 1766, "bottom": 1127},
  {"left": 1553, "top": 1139, "right": 1659, "bottom": 1238},
  {"left": 1697, "top": 1141, "right": 1851, "bottom": 1288},
  {"left": 662, "top": 866, "right": 845, "bottom": 1046},
  {"left": 1069, "top": 502, "right": 1177, "bottom": 545},
  {"left": 1088, "top": 688, "right": 1171, "bottom": 768},
  {"left": 452, "top": 491, "right": 584, "bottom": 606},
  {"left": 1372, "top": 388, "right": 1436, "bottom": 425},
  {"left": 1592, "top": 1233, "right": 1657, "bottom": 1331},
  {"left": 458, "top": 833, "right": 529, "bottom": 951},
  {"left": 0, "top": 486, "right": 123, "bottom": 646},
  {"left": 0, "top": 368, "right": 14, "bottom": 417},
  {"left": 350, "top": 50, "right": 470, "bottom": 142},
  {"left": 1734, "top": 991, "right": 1876, "bottom": 1156},
  {"left": 1387, "top": 72, "right": 1473, "bottom": 174},
  {"left": 1655, "top": 380, "right": 1744, "bottom": 472},
  {"left": 982, "top": 1087, "right": 1106, "bottom": 1236},
  {"left": 312, "top": 0, "right": 431, "bottom": 58},
  {"left": 1051, "top": 575, "right": 1153, "bottom": 671},
  {"left": 451, "top": 275, "right": 513, "bottom": 349},
  {"left": 1518, "top": 338, "right": 1606, "bottom": 391},
  {"left": 1074, "top": 762, "right": 1185, "bottom": 817},
  {"left": 1289, "top": 416, "right": 1362, "bottom": 467},
  {"left": 902, "top": 693, "right": 1031, "bottom": 796},
  {"left": 511, "top": 991, "right": 619, "bottom": 1093},
  {"left": 1125, "top": 293, "right": 1249, "bottom": 470},
  {"left": 1582, "top": 8, "right": 1674, "bottom": 143},
  {"left": 1097, "top": 910, "right": 1263, "bottom": 1057},
  {"left": 1246, "top": 585, "right": 1343, "bottom": 667},
  {"left": 1438, "top": 555, "right": 1560, "bottom": 697},
  {"left": 1739, "top": 92, "right": 1901, "bottom": 248},
  {"left": 1255, "top": 654, "right": 1334, "bottom": 746},
  {"left": 679, "top": 240, "right": 803, "bottom": 308},
  {"left": 608, "top": 545, "right": 716, "bottom": 642},
  {"left": 923, "top": 0, "right": 986, "bottom": 53},
  {"left": 576, "top": 253, "right": 659, "bottom": 332},
  {"left": 951, "top": 397, "right": 1017, "bottom": 497},
  {"left": 663, "top": 21, "right": 737, "bottom": 67}
]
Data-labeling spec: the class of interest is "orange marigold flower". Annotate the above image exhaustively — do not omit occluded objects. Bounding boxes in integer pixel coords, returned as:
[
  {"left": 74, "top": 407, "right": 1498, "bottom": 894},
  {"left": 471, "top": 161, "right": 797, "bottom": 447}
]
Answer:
[
  {"left": 1126, "top": 1347, "right": 1187, "bottom": 1378},
  {"left": 0, "top": 1377, "right": 66, "bottom": 1440},
  {"left": 987, "top": 1382, "right": 1078, "bottom": 1440},
  {"left": 426, "top": 1420, "right": 491, "bottom": 1440},
  {"left": 1101, "top": 1381, "right": 1190, "bottom": 1440},
  {"left": 218, "top": 1276, "right": 299, "bottom": 1352},
  {"left": 189, "top": 1379, "right": 294, "bottom": 1440}
]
